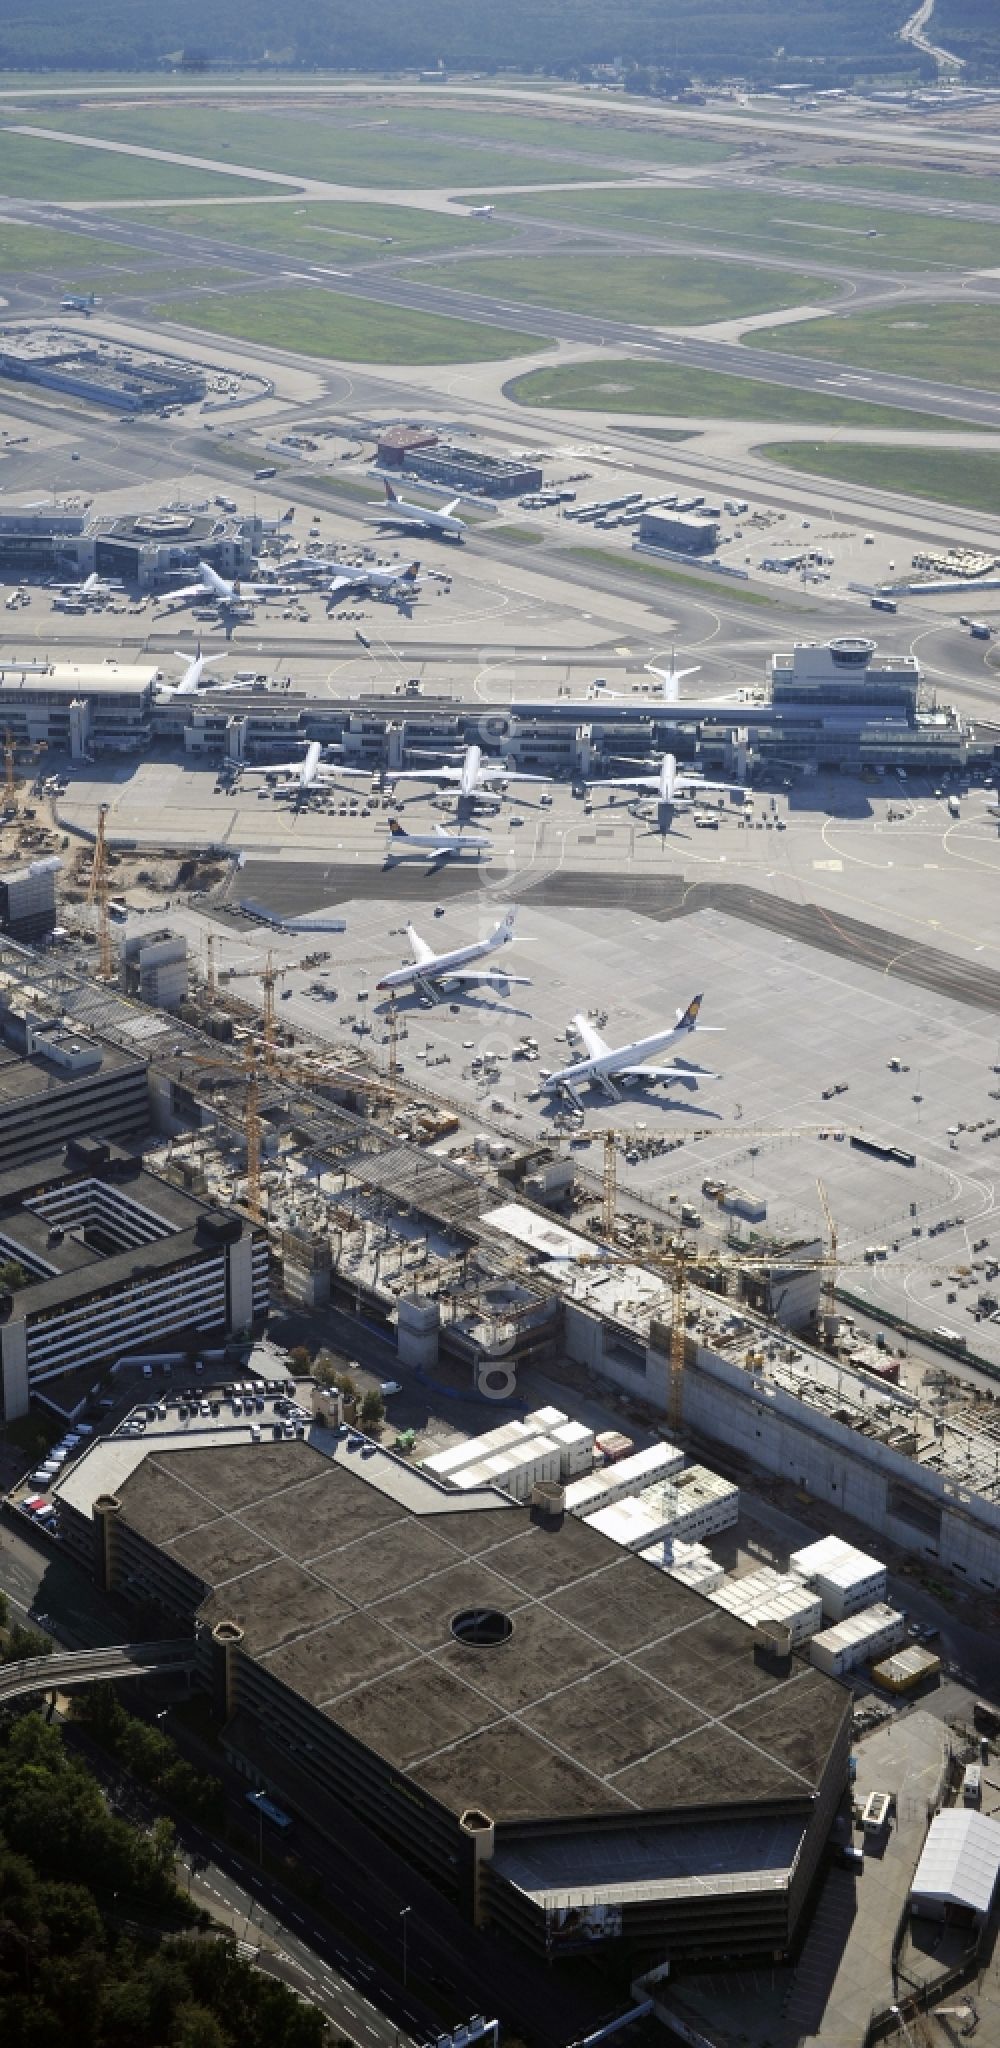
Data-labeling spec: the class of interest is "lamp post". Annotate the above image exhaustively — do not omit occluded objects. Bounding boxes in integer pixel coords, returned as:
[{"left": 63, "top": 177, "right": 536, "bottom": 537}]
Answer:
[{"left": 400, "top": 1905, "right": 411, "bottom": 1988}]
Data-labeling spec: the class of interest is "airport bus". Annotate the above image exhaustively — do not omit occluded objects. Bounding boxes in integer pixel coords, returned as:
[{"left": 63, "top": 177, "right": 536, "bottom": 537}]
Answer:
[{"left": 246, "top": 1790, "right": 292, "bottom": 1831}]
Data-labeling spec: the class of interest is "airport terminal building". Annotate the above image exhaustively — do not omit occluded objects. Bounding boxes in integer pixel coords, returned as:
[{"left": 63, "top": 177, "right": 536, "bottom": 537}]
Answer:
[{"left": 56, "top": 1428, "right": 850, "bottom": 1970}]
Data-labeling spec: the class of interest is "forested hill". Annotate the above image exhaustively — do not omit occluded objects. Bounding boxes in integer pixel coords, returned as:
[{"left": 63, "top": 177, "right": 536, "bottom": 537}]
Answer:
[
  {"left": 935, "top": 0, "right": 1000, "bottom": 76},
  {"left": 0, "top": 0, "right": 930, "bottom": 84}
]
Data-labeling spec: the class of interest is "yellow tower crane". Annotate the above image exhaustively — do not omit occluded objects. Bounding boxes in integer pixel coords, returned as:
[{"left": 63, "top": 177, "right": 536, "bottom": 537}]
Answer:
[
  {"left": 86, "top": 802, "right": 113, "bottom": 981},
  {"left": 817, "top": 1177, "right": 839, "bottom": 1349}
]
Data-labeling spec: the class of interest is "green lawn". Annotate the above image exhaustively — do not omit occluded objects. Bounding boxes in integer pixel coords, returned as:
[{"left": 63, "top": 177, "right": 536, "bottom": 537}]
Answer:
[
  {"left": 105, "top": 264, "right": 250, "bottom": 294},
  {"left": 751, "top": 302, "right": 1000, "bottom": 391},
  {"left": 413, "top": 249, "right": 838, "bottom": 326},
  {"left": 28, "top": 106, "right": 631, "bottom": 190},
  {"left": 156, "top": 286, "right": 549, "bottom": 364},
  {"left": 381, "top": 103, "right": 733, "bottom": 167},
  {"left": 0, "top": 126, "right": 284, "bottom": 199},
  {"left": 495, "top": 182, "right": 1000, "bottom": 272},
  {"left": 507, "top": 358, "right": 976, "bottom": 432},
  {"left": 566, "top": 544, "right": 777, "bottom": 604},
  {"left": 0, "top": 223, "right": 145, "bottom": 271},
  {"left": 761, "top": 439, "right": 1000, "bottom": 515},
  {"left": 135, "top": 197, "right": 518, "bottom": 263},
  {"left": 802, "top": 161, "right": 1000, "bottom": 209}
]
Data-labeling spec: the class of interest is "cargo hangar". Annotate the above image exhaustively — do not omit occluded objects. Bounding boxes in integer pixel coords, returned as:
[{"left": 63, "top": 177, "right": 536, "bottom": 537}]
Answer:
[{"left": 58, "top": 1427, "right": 851, "bottom": 1971}]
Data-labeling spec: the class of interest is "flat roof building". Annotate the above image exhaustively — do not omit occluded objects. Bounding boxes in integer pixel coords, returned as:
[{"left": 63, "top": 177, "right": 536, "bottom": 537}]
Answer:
[
  {"left": 910, "top": 1810, "right": 1000, "bottom": 1927},
  {"left": 789, "top": 1535, "right": 887, "bottom": 1621},
  {"left": 639, "top": 510, "right": 720, "bottom": 555},
  {"left": 55, "top": 1430, "right": 851, "bottom": 1970},
  {"left": 397, "top": 442, "right": 543, "bottom": 500},
  {"left": 0, "top": 855, "right": 61, "bottom": 942},
  {"left": 0, "top": 1009, "right": 148, "bottom": 1167},
  {"left": 0, "top": 1140, "right": 267, "bottom": 1420}
]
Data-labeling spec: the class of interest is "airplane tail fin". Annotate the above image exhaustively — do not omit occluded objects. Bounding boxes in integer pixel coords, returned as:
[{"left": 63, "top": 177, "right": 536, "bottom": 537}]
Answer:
[
  {"left": 404, "top": 561, "right": 420, "bottom": 580},
  {"left": 388, "top": 818, "right": 405, "bottom": 837},
  {"left": 494, "top": 908, "right": 517, "bottom": 943},
  {"left": 384, "top": 480, "right": 399, "bottom": 504},
  {"left": 676, "top": 994, "right": 704, "bottom": 1031}
]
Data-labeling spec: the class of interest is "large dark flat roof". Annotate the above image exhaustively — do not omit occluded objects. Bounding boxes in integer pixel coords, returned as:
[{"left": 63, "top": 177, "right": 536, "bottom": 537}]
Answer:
[{"left": 117, "top": 1440, "right": 849, "bottom": 1831}]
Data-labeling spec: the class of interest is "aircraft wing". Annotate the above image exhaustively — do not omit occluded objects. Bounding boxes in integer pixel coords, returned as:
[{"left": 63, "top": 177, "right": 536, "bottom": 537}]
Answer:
[
  {"left": 573, "top": 1014, "right": 610, "bottom": 1060},
  {"left": 441, "top": 498, "right": 462, "bottom": 517},
  {"left": 621, "top": 1062, "right": 718, "bottom": 1081},
  {"left": 590, "top": 774, "right": 657, "bottom": 792},
  {"left": 406, "top": 925, "right": 436, "bottom": 967},
  {"left": 475, "top": 766, "right": 550, "bottom": 784},
  {"left": 242, "top": 760, "right": 304, "bottom": 778},
  {"left": 676, "top": 775, "right": 739, "bottom": 795},
  {"left": 326, "top": 574, "right": 360, "bottom": 596},
  {"left": 157, "top": 583, "right": 205, "bottom": 606},
  {"left": 387, "top": 766, "right": 461, "bottom": 784},
  {"left": 441, "top": 968, "right": 532, "bottom": 986}
]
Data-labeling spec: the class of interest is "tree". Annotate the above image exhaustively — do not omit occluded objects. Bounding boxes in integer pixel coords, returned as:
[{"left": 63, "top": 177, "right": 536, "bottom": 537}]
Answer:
[
  {"left": 150, "top": 1816, "right": 176, "bottom": 1880},
  {"left": 288, "top": 1344, "right": 312, "bottom": 1374},
  {"left": 0, "top": 1259, "right": 27, "bottom": 1293},
  {"left": 0, "top": 1591, "right": 7, "bottom": 1631},
  {"left": 360, "top": 1389, "right": 384, "bottom": 1430}
]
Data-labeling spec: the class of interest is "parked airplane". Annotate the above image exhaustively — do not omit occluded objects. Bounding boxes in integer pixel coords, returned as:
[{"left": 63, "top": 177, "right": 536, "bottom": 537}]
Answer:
[
  {"left": 156, "top": 562, "right": 293, "bottom": 611},
  {"left": 589, "top": 752, "right": 746, "bottom": 807},
  {"left": 388, "top": 743, "right": 549, "bottom": 801},
  {"left": 367, "top": 479, "right": 466, "bottom": 540},
  {"left": 53, "top": 571, "right": 123, "bottom": 598},
  {"left": 385, "top": 817, "right": 492, "bottom": 861},
  {"left": 241, "top": 740, "right": 373, "bottom": 800},
  {"left": 542, "top": 996, "right": 722, "bottom": 1106},
  {"left": 376, "top": 908, "right": 529, "bottom": 999},
  {"left": 155, "top": 644, "right": 242, "bottom": 700},
  {"left": 321, "top": 558, "right": 424, "bottom": 604},
  {"left": 588, "top": 650, "right": 701, "bottom": 705}
]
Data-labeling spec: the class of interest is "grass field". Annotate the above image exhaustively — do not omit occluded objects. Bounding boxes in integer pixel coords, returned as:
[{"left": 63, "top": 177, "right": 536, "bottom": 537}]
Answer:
[
  {"left": 752, "top": 302, "right": 1000, "bottom": 391},
  {"left": 506, "top": 358, "right": 976, "bottom": 432},
  {"left": 761, "top": 439, "right": 1000, "bottom": 514},
  {"left": 495, "top": 183, "right": 1000, "bottom": 272},
  {"left": 803, "top": 161, "right": 1000, "bottom": 209},
  {"left": 29, "top": 106, "right": 631, "bottom": 191},
  {"left": 413, "top": 249, "right": 838, "bottom": 326},
  {"left": 135, "top": 198, "right": 518, "bottom": 263},
  {"left": 0, "top": 127, "right": 283, "bottom": 199},
  {"left": 106, "top": 265, "right": 250, "bottom": 295},
  {"left": 379, "top": 103, "right": 732, "bottom": 167},
  {"left": 0, "top": 223, "right": 146, "bottom": 271},
  {"left": 566, "top": 544, "right": 777, "bottom": 604},
  {"left": 156, "top": 286, "right": 548, "bottom": 364}
]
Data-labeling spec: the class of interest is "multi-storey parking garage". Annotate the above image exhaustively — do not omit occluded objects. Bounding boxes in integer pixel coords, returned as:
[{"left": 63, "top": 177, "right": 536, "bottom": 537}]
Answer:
[{"left": 57, "top": 1428, "right": 851, "bottom": 1970}]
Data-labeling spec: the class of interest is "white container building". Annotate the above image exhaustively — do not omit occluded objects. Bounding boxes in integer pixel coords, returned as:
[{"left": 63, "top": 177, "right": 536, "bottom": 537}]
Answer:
[
  {"left": 453, "top": 1434, "right": 561, "bottom": 1502},
  {"left": 639, "top": 1537, "right": 725, "bottom": 1593},
  {"left": 789, "top": 1534, "right": 887, "bottom": 1621},
  {"left": 809, "top": 1602, "right": 905, "bottom": 1678},
  {"left": 549, "top": 1419, "right": 594, "bottom": 1478},
  {"left": 566, "top": 1440, "right": 684, "bottom": 1518},
  {"left": 708, "top": 1567, "right": 823, "bottom": 1647},
  {"left": 523, "top": 1406, "right": 568, "bottom": 1433},
  {"left": 422, "top": 1419, "right": 539, "bottom": 1481},
  {"left": 586, "top": 1466, "right": 738, "bottom": 1551}
]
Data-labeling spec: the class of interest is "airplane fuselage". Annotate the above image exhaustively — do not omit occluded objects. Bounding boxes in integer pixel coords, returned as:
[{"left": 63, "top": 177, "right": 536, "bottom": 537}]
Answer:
[{"left": 377, "top": 926, "right": 511, "bottom": 990}]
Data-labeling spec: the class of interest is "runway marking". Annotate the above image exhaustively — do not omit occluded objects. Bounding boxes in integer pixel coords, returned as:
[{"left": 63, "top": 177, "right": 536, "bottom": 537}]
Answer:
[{"left": 813, "top": 858, "right": 843, "bottom": 870}]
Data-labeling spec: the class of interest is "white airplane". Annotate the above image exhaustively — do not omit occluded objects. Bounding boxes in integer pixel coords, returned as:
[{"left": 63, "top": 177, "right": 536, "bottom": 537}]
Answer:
[
  {"left": 468, "top": 202, "right": 495, "bottom": 218},
  {"left": 53, "top": 571, "right": 123, "bottom": 597},
  {"left": 155, "top": 644, "right": 241, "bottom": 700},
  {"left": 157, "top": 562, "right": 293, "bottom": 611},
  {"left": 388, "top": 743, "right": 550, "bottom": 801},
  {"left": 588, "top": 651, "right": 701, "bottom": 705},
  {"left": 367, "top": 479, "right": 466, "bottom": 540},
  {"left": 241, "top": 740, "right": 373, "bottom": 799},
  {"left": 542, "top": 995, "right": 722, "bottom": 1107},
  {"left": 376, "top": 908, "right": 529, "bottom": 999},
  {"left": 385, "top": 817, "right": 492, "bottom": 861},
  {"left": 320, "top": 558, "right": 424, "bottom": 604},
  {"left": 589, "top": 752, "right": 746, "bottom": 807}
]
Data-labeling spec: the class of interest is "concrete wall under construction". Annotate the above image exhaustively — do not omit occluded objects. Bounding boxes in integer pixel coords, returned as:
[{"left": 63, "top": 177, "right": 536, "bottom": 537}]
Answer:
[{"left": 676, "top": 1339, "right": 1000, "bottom": 1595}]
